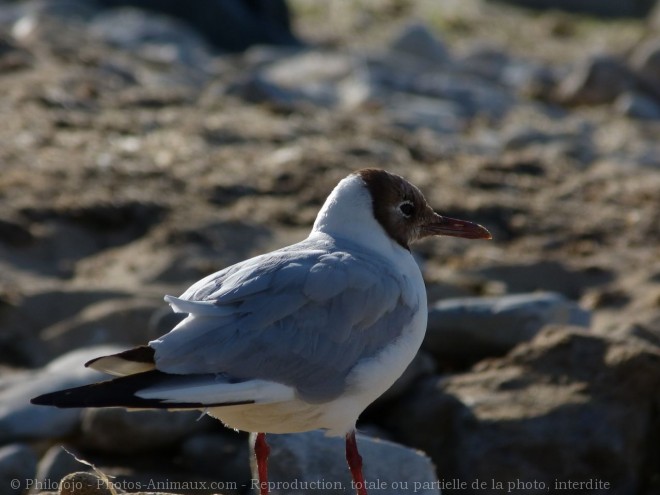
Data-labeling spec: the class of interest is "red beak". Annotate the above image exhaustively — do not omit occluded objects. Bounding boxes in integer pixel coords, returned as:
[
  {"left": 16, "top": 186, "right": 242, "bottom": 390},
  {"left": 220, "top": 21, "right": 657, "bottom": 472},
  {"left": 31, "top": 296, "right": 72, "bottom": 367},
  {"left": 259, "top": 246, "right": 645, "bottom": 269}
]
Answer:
[{"left": 422, "top": 214, "right": 492, "bottom": 240}]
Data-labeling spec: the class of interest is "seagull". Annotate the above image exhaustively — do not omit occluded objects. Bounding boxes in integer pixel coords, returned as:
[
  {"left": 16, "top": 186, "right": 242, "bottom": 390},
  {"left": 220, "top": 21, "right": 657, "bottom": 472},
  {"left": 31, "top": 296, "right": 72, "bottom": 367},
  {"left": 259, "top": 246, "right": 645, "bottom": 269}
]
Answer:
[{"left": 32, "top": 169, "right": 490, "bottom": 495}]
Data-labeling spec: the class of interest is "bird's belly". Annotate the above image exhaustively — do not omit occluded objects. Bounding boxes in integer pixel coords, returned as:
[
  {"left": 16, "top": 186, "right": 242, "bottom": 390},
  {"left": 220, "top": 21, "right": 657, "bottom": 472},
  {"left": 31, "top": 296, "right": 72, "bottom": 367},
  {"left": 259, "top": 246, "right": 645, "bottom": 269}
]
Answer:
[{"left": 207, "top": 400, "right": 329, "bottom": 434}]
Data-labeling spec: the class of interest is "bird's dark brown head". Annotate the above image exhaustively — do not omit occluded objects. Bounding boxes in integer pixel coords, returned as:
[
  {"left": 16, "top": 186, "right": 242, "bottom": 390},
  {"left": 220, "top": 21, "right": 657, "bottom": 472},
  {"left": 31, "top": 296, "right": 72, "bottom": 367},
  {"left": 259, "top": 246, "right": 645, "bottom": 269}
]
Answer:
[{"left": 357, "top": 168, "right": 491, "bottom": 249}]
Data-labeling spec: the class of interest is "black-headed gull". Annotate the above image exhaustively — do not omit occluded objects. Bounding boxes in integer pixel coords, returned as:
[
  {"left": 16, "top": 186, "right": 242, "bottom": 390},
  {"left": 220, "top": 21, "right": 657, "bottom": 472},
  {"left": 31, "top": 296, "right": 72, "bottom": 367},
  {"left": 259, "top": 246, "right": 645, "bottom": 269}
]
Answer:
[{"left": 32, "top": 169, "right": 490, "bottom": 495}]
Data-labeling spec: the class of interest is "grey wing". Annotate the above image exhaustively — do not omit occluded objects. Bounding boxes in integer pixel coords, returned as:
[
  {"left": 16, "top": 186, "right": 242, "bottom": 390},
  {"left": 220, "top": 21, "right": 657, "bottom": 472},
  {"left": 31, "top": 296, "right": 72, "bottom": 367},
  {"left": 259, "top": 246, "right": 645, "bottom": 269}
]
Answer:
[{"left": 150, "top": 243, "right": 420, "bottom": 403}]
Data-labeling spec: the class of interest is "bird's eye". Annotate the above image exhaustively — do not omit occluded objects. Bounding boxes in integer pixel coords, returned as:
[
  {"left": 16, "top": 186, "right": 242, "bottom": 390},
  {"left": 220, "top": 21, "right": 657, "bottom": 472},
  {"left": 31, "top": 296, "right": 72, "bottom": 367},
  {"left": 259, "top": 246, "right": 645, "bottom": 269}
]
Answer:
[{"left": 399, "top": 202, "right": 415, "bottom": 217}]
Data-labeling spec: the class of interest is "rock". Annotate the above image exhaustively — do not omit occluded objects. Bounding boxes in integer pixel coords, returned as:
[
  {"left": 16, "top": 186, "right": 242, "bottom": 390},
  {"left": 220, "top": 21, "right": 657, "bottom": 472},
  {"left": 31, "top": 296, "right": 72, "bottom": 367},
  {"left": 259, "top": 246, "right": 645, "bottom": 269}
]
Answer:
[
  {"left": 651, "top": 2, "right": 660, "bottom": 31},
  {"left": 21, "top": 199, "right": 167, "bottom": 232},
  {"left": 0, "top": 444, "right": 38, "bottom": 495},
  {"left": 381, "top": 69, "right": 516, "bottom": 119},
  {"left": 180, "top": 432, "right": 251, "bottom": 483},
  {"left": 0, "top": 215, "right": 33, "bottom": 246},
  {"left": 36, "top": 445, "right": 90, "bottom": 488},
  {"left": 252, "top": 50, "right": 355, "bottom": 108},
  {"left": 93, "top": 0, "right": 300, "bottom": 53},
  {"left": 424, "top": 292, "right": 591, "bottom": 363},
  {"left": 615, "top": 91, "right": 660, "bottom": 120},
  {"left": 80, "top": 408, "right": 214, "bottom": 454},
  {"left": 557, "top": 55, "right": 637, "bottom": 105},
  {"left": 610, "top": 311, "right": 660, "bottom": 348},
  {"left": 463, "top": 48, "right": 556, "bottom": 98},
  {"left": 487, "top": 0, "right": 657, "bottom": 17},
  {"left": 40, "top": 298, "right": 163, "bottom": 358},
  {"left": 59, "top": 471, "right": 113, "bottom": 495},
  {"left": 4, "top": 289, "right": 132, "bottom": 337},
  {"left": 226, "top": 73, "right": 308, "bottom": 110},
  {"left": 0, "top": 289, "right": 133, "bottom": 367},
  {"left": 10, "top": 3, "right": 93, "bottom": 58},
  {"left": 473, "top": 260, "right": 614, "bottom": 299},
  {"left": 387, "top": 94, "right": 466, "bottom": 134},
  {"left": 389, "top": 23, "right": 448, "bottom": 65},
  {"left": 151, "top": 220, "right": 273, "bottom": 284},
  {"left": 0, "top": 35, "right": 33, "bottom": 72},
  {"left": 390, "top": 327, "right": 660, "bottom": 494},
  {"left": 0, "top": 346, "right": 120, "bottom": 443},
  {"left": 18, "top": 0, "right": 99, "bottom": 22},
  {"left": 630, "top": 38, "right": 660, "bottom": 98},
  {"left": 254, "top": 430, "right": 440, "bottom": 495},
  {"left": 459, "top": 47, "right": 512, "bottom": 82},
  {"left": 0, "top": 301, "right": 46, "bottom": 368},
  {"left": 90, "top": 7, "right": 212, "bottom": 72}
]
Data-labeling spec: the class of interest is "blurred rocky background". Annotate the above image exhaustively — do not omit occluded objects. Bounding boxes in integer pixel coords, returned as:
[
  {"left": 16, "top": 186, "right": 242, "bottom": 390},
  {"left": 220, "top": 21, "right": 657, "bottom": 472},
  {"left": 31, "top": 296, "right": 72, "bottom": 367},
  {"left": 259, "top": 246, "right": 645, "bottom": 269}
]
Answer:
[{"left": 0, "top": 0, "right": 659, "bottom": 494}]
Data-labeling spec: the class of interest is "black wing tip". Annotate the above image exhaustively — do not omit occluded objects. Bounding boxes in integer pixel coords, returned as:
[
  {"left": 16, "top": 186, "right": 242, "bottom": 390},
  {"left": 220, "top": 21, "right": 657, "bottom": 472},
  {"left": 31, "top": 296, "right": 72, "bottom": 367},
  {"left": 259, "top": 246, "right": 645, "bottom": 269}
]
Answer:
[
  {"left": 30, "top": 388, "right": 89, "bottom": 408},
  {"left": 30, "top": 393, "right": 55, "bottom": 406},
  {"left": 29, "top": 370, "right": 258, "bottom": 410}
]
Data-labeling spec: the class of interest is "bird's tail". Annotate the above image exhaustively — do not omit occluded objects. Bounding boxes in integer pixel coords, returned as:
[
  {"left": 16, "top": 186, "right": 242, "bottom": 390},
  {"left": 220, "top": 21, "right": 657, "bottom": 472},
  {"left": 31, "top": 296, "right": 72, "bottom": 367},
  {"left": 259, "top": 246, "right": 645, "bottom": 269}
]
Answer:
[{"left": 30, "top": 370, "right": 255, "bottom": 409}]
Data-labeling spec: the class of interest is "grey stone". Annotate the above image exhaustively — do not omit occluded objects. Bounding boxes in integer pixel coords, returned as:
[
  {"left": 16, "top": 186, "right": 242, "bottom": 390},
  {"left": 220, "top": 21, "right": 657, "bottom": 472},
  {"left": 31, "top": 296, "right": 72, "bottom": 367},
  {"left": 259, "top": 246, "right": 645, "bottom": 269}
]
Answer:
[
  {"left": 459, "top": 47, "right": 511, "bottom": 81},
  {"left": 253, "top": 51, "right": 355, "bottom": 108},
  {"left": 336, "top": 69, "right": 381, "bottom": 109},
  {"left": 93, "top": 0, "right": 300, "bottom": 53},
  {"left": 387, "top": 94, "right": 466, "bottom": 134},
  {"left": 473, "top": 260, "right": 614, "bottom": 299},
  {"left": 226, "top": 74, "right": 307, "bottom": 110},
  {"left": 0, "top": 300, "right": 45, "bottom": 368},
  {"left": 389, "top": 23, "right": 448, "bottom": 65},
  {"left": 503, "top": 128, "right": 575, "bottom": 150},
  {"left": 0, "top": 35, "right": 34, "bottom": 73},
  {"left": 59, "top": 471, "right": 113, "bottom": 495},
  {"left": 615, "top": 91, "right": 660, "bottom": 120},
  {"left": 10, "top": 3, "right": 91, "bottom": 55},
  {"left": 180, "top": 432, "right": 251, "bottom": 483},
  {"left": 242, "top": 45, "right": 306, "bottom": 70},
  {"left": 39, "top": 298, "right": 163, "bottom": 358},
  {"left": 80, "top": 408, "right": 214, "bottom": 454},
  {"left": 486, "top": 0, "right": 656, "bottom": 17},
  {"left": 424, "top": 292, "right": 591, "bottom": 362},
  {"left": 253, "top": 430, "right": 440, "bottom": 495},
  {"left": 0, "top": 215, "right": 33, "bottom": 246},
  {"left": 557, "top": 55, "right": 637, "bottom": 105},
  {"left": 390, "top": 327, "right": 660, "bottom": 495},
  {"left": 23, "top": 0, "right": 99, "bottom": 22},
  {"left": 0, "top": 346, "right": 120, "bottom": 443},
  {"left": 90, "top": 7, "right": 211, "bottom": 68},
  {"left": 652, "top": 2, "right": 660, "bottom": 31},
  {"left": 378, "top": 69, "right": 516, "bottom": 119},
  {"left": 89, "top": 7, "right": 215, "bottom": 89},
  {"left": 3, "top": 289, "right": 132, "bottom": 338},
  {"left": 631, "top": 38, "right": 660, "bottom": 98},
  {"left": 0, "top": 444, "right": 38, "bottom": 495}
]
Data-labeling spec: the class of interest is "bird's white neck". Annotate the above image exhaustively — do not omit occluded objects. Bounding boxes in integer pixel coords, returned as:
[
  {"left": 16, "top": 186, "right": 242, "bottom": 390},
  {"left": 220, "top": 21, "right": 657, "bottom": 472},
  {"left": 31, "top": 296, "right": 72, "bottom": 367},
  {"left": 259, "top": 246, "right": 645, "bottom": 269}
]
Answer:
[{"left": 311, "top": 174, "right": 404, "bottom": 259}]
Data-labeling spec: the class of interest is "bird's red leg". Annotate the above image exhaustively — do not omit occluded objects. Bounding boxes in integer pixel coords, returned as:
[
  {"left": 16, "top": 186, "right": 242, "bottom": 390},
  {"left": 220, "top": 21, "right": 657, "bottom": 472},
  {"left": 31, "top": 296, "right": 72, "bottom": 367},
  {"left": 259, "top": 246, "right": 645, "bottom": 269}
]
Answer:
[
  {"left": 254, "top": 432, "right": 270, "bottom": 495},
  {"left": 346, "top": 430, "right": 368, "bottom": 495}
]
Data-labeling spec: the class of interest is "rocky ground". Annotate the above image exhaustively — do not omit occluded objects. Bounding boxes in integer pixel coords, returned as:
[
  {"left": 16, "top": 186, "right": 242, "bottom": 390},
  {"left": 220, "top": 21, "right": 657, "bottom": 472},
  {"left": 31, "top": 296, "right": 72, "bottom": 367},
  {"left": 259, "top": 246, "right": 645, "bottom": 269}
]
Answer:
[{"left": 0, "top": 0, "right": 659, "bottom": 494}]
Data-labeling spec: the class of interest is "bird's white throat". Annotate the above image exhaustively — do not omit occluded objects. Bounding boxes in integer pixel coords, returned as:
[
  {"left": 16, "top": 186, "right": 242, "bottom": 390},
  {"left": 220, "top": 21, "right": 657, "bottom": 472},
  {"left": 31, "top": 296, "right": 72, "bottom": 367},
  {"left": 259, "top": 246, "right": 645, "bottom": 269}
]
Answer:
[{"left": 312, "top": 174, "right": 400, "bottom": 257}]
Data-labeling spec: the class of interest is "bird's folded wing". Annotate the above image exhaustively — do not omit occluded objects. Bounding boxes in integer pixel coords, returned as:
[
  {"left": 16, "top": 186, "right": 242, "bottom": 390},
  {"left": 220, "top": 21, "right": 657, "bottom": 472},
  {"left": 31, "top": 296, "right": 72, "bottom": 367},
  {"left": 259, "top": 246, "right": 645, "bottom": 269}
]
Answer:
[
  {"left": 150, "top": 239, "right": 420, "bottom": 403},
  {"left": 31, "top": 370, "right": 293, "bottom": 409}
]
